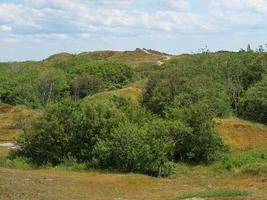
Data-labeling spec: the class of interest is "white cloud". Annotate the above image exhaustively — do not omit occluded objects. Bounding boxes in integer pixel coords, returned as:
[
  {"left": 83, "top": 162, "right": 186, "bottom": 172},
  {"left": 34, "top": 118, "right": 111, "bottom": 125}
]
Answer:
[
  {"left": 0, "top": 3, "right": 43, "bottom": 27},
  {"left": 0, "top": 25, "right": 12, "bottom": 32},
  {"left": 169, "top": 0, "right": 191, "bottom": 10},
  {"left": 0, "top": 0, "right": 266, "bottom": 47},
  {"left": 207, "top": 0, "right": 267, "bottom": 12}
]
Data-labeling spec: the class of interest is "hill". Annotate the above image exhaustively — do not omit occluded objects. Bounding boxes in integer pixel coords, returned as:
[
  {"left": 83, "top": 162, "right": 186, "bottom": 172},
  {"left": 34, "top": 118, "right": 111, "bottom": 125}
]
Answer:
[
  {"left": 0, "top": 104, "right": 37, "bottom": 143},
  {"left": 218, "top": 118, "right": 267, "bottom": 152},
  {"left": 79, "top": 48, "right": 171, "bottom": 67}
]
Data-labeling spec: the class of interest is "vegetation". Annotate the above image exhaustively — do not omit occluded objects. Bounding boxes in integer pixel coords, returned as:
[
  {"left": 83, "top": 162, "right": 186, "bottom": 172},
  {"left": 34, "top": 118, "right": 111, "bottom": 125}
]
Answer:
[
  {"left": 1, "top": 47, "right": 267, "bottom": 179},
  {"left": 0, "top": 55, "right": 135, "bottom": 107},
  {"left": 175, "top": 189, "right": 250, "bottom": 199},
  {"left": 220, "top": 149, "right": 267, "bottom": 174},
  {"left": 238, "top": 76, "right": 267, "bottom": 124}
]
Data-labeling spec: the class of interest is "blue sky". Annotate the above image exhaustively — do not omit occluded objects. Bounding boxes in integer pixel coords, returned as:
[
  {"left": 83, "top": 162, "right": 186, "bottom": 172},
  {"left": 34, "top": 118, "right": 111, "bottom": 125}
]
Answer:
[{"left": 0, "top": 0, "right": 267, "bottom": 61}]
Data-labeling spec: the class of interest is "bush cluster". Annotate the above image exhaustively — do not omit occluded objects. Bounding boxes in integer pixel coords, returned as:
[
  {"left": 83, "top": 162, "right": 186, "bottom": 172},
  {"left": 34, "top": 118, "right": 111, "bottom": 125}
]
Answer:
[
  {"left": 12, "top": 94, "right": 227, "bottom": 176},
  {"left": 0, "top": 56, "right": 134, "bottom": 107}
]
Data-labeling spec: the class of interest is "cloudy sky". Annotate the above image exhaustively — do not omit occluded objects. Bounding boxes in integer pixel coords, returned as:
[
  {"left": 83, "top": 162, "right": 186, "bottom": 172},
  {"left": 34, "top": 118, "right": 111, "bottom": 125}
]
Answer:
[{"left": 0, "top": 0, "right": 267, "bottom": 61}]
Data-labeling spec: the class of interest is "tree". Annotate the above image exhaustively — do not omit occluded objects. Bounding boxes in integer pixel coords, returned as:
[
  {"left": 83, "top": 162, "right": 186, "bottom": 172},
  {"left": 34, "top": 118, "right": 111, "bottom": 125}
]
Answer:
[
  {"left": 238, "top": 76, "right": 267, "bottom": 124},
  {"left": 12, "top": 99, "right": 82, "bottom": 166},
  {"left": 37, "top": 68, "right": 69, "bottom": 106},
  {"left": 71, "top": 74, "right": 104, "bottom": 98}
]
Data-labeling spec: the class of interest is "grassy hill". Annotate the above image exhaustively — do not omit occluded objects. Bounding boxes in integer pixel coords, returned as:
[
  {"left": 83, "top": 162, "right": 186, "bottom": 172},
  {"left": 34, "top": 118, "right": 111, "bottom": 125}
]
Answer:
[
  {"left": 0, "top": 104, "right": 37, "bottom": 143},
  {"left": 79, "top": 48, "right": 170, "bottom": 67},
  {"left": 218, "top": 118, "right": 267, "bottom": 152}
]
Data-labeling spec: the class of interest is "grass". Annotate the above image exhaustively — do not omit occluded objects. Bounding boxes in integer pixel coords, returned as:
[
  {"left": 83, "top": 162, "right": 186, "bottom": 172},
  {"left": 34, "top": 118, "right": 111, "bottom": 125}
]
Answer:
[
  {"left": 0, "top": 147, "right": 9, "bottom": 158},
  {"left": 217, "top": 118, "right": 267, "bottom": 152},
  {"left": 174, "top": 189, "right": 251, "bottom": 199},
  {"left": 80, "top": 49, "right": 167, "bottom": 67},
  {"left": 0, "top": 157, "right": 32, "bottom": 170},
  {"left": 86, "top": 86, "right": 142, "bottom": 105},
  {"left": 220, "top": 149, "right": 267, "bottom": 172},
  {"left": 0, "top": 103, "right": 37, "bottom": 142},
  {"left": 54, "top": 158, "right": 88, "bottom": 171}
]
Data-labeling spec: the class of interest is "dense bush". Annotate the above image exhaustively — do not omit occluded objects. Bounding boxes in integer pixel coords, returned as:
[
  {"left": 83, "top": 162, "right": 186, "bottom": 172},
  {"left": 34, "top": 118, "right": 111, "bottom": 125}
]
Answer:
[
  {"left": 142, "top": 69, "right": 231, "bottom": 118},
  {"left": 0, "top": 56, "right": 135, "bottom": 107},
  {"left": 13, "top": 99, "right": 82, "bottom": 166},
  {"left": 92, "top": 120, "right": 190, "bottom": 176},
  {"left": 164, "top": 51, "right": 267, "bottom": 112},
  {"left": 71, "top": 74, "right": 105, "bottom": 98},
  {"left": 0, "top": 67, "right": 40, "bottom": 107},
  {"left": 13, "top": 94, "right": 227, "bottom": 176},
  {"left": 47, "top": 55, "right": 134, "bottom": 89},
  {"left": 238, "top": 76, "right": 267, "bottom": 124},
  {"left": 142, "top": 67, "right": 229, "bottom": 163},
  {"left": 37, "top": 68, "right": 69, "bottom": 106}
]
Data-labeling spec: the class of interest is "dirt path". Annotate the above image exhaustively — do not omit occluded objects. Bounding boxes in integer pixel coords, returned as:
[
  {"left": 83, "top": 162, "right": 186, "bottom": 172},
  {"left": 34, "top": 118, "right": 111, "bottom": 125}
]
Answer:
[
  {"left": 140, "top": 48, "right": 171, "bottom": 65},
  {"left": 0, "top": 142, "right": 16, "bottom": 148}
]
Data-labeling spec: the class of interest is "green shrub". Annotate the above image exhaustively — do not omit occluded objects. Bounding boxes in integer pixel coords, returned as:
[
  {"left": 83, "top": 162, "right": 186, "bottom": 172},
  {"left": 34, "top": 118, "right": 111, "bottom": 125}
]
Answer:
[
  {"left": 37, "top": 68, "right": 69, "bottom": 106},
  {"left": 12, "top": 98, "right": 82, "bottom": 166},
  {"left": 71, "top": 74, "right": 105, "bottom": 98},
  {"left": 2, "top": 157, "right": 32, "bottom": 170},
  {"left": 240, "top": 163, "right": 267, "bottom": 175},
  {"left": 169, "top": 103, "right": 228, "bottom": 163},
  {"left": 221, "top": 149, "right": 267, "bottom": 171},
  {"left": 238, "top": 76, "right": 267, "bottom": 124},
  {"left": 56, "top": 157, "right": 87, "bottom": 171},
  {"left": 91, "top": 120, "right": 185, "bottom": 176}
]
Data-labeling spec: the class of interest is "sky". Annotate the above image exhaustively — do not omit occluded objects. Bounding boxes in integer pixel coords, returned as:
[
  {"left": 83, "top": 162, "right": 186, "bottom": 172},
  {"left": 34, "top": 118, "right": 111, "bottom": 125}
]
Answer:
[{"left": 0, "top": 0, "right": 267, "bottom": 61}]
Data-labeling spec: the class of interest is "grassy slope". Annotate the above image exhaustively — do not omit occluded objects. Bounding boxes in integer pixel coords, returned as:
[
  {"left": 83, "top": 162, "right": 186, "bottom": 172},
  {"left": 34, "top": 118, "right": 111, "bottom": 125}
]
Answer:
[
  {"left": 1, "top": 162, "right": 266, "bottom": 200},
  {"left": 79, "top": 49, "right": 167, "bottom": 67},
  {"left": 0, "top": 104, "right": 37, "bottom": 143},
  {"left": 218, "top": 118, "right": 267, "bottom": 152}
]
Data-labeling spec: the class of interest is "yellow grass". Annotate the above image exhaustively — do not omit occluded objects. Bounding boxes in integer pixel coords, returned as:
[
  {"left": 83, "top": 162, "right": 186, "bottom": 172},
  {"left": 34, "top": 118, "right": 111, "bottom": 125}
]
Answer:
[
  {"left": 87, "top": 86, "right": 143, "bottom": 105},
  {"left": 217, "top": 118, "right": 267, "bottom": 152},
  {"left": 1, "top": 164, "right": 266, "bottom": 200},
  {"left": 0, "top": 147, "right": 9, "bottom": 158},
  {"left": 81, "top": 49, "right": 167, "bottom": 67},
  {"left": 0, "top": 104, "right": 37, "bottom": 142}
]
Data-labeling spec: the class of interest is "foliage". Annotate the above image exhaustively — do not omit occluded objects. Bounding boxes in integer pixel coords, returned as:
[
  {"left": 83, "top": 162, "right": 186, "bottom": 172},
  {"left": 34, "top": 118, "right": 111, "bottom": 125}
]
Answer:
[
  {"left": 55, "top": 157, "right": 88, "bottom": 171},
  {"left": 142, "top": 68, "right": 229, "bottom": 164},
  {"left": 142, "top": 70, "right": 231, "bottom": 117},
  {"left": 0, "top": 157, "right": 33, "bottom": 170},
  {"left": 12, "top": 99, "right": 82, "bottom": 166},
  {"left": 0, "top": 56, "right": 135, "bottom": 107},
  {"left": 164, "top": 51, "right": 267, "bottom": 113},
  {"left": 238, "top": 76, "right": 267, "bottom": 124},
  {"left": 6, "top": 50, "right": 267, "bottom": 177},
  {"left": 71, "top": 73, "right": 105, "bottom": 98},
  {"left": 37, "top": 68, "right": 69, "bottom": 106},
  {"left": 92, "top": 120, "right": 189, "bottom": 176},
  {"left": 220, "top": 149, "right": 267, "bottom": 171},
  {"left": 0, "top": 67, "right": 40, "bottom": 107}
]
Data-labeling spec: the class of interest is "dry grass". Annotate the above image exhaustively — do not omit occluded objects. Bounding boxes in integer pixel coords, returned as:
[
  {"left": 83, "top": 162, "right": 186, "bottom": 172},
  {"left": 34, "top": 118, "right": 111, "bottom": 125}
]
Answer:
[
  {"left": 1, "top": 165, "right": 266, "bottom": 200},
  {"left": 217, "top": 118, "right": 267, "bottom": 152},
  {"left": 87, "top": 86, "right": 143, "bottom": 105},
  {"left": 0, "top": 147, "right": 9, "bottom": 158},
  {"left": 80, "top": 49, "right": 167, "bottom": 67},
  {"left": 0, "top": 104, "right": 37, "bottom": 142}
]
